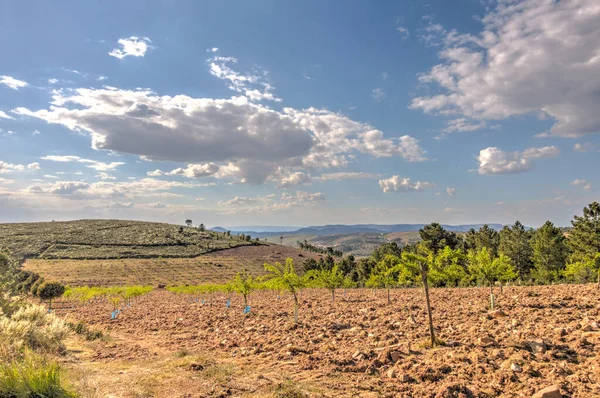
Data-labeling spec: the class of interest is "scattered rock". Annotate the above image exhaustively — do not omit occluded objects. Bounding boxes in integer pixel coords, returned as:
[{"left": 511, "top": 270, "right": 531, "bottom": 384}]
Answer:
[
  {"left": 510, "top": 363, "right": 522, "bottom": 372},
  {"left": 399, "top": 374, "right": 410, "bottom": 383},
  {"left": 478, "top": 336, "right": 497, "bottom": 347},
  {"left": 532, "top": 385, "right": 562, "bottom": 398},
  {"left": 386, "top": 368, "right": 397, "bottom": 378},
  {"left": 390, "top": 350, "right": 402, "bottom": 363},
  {"left": 408, "top": 315, "right": 417, "bottom": 325},
  {"left": 528, "top": 339, "right": 547, "bottom": 354},
  {"left": 490, "top": 309, "right": 507, "bottom": 318}
]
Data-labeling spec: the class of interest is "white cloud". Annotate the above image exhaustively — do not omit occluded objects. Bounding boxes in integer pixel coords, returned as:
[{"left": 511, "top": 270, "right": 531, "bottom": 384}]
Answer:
[
  {"left": 477, "top": 146, "right": 559, "bottom": 175},
  {"left": 208, "top": 56, "right": 281, "bottom": 102},
  {"left": 0, "top": 111, "right": 14, "bottom": 120},
  {"left": 0, "top": 161, "right": 25, "bottom": 173},
  {"left": 41, "top": 155, "right": 125, "bottom": 171},
  {"left": 371, "top": 88, "right": 385, "bottom": 102},
  {"left": 315, "top": 172, "right": 379, "bottom": 182},
  {"left": 27, "top": 163, "right": 40, "bottom": 171},
  {"left": 148, "top": 201, "right": 167, "bottom": 208},
  {"left": 109, "top": 36, "right": 152, "bottom": 59},
  {"left": 396, "top": 26, "right": 409, "bottom": 39},
  {"left": 277, "top": 171, "right": 311, "bottom": 188},
  {"left": 379, "top": 176, "right": 435, "bottom": 193},
  {"left": 167, "top": 163, "right": 220, "bottom": 178},
  {"left": 43, "top": 175, "right": 59, "bottom": 179},
  {"left": 218, "top": 196, "right": 260, "bottom": 206},
  {"left": 0, "top": 75, "right": 28, "bottom": 90},
  {"left": 572, "top": 179, "right": 592, "bottom": 192},
  {"left": 147, "top": 169, "right": 164, "bottom": 177},
  {"left": 446, "top": 187, "right": 456, "bottom": 196},
  {"left": 207, "top": 47, "right": 219, "bottom": 53},
  {"left": 96, "top": 172, "right": 116, "bottom": 180},
  {"left": 411, "top": 0, "right": 600, "bottom": 138},
  {"left": 281, "top": 191, "right": 326, "bottom": 204},
  {"left": 32, "top": 130, "right": 41, "bottom": 135},
  {"left": 17, "top": 84, "right": 426, "bottom": 185},
  {"left": 381, "top": 72, "right": 389, "bottom": 80},
  {"left": 48, "top": 78, "right": 59, "bottom": 85},
  {"left": 97, "top": 76, "right": 108, "bottom": 81},
  {"left": 195, "top": 197, "right": 205, "bottom": 201}
]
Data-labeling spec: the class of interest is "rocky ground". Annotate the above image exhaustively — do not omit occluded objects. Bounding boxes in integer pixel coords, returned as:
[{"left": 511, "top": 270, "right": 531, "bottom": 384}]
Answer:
[{"left": 57, "top": 284, "right": 600, "bottom": 397}]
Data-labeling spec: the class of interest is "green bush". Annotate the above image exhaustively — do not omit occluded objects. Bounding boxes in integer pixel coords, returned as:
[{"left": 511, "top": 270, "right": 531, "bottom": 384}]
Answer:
[{"left": 37, "top": 282, "right": 66, "bottom": 307}]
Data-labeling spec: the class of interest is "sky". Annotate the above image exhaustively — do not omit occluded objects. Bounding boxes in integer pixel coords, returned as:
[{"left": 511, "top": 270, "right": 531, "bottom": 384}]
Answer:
[{"left": 0, "top": 0, "right": 599, "bottom": 228}]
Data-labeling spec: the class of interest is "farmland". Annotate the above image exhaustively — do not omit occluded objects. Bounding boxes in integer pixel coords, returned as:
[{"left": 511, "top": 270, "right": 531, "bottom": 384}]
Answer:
[
  {"left": 56, "top": 284, "right": 600, "bottom": 397},
  {"left": 24, "top": 245, "right": 324, "bottom": 287}
]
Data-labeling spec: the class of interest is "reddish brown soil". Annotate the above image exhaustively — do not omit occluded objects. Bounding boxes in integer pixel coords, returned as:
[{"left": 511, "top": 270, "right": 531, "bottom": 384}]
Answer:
[{"left": 58, "top": 284, "right": 600, "bottom": 397}]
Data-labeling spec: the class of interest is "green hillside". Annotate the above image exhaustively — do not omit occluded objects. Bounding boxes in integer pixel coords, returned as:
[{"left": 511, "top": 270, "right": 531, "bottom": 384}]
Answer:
[{"left": 0, "top": 219, "right": 262, "bottom": 261}]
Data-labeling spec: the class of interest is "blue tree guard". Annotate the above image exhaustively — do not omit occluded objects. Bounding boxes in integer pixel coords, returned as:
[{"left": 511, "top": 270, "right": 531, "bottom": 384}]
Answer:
[
  {"left": 202, "top": 299, "right": 205, "bottom": 305},
  {"left": 226, "top": 299, "right": 231, "bottom": 308},
  {"left": 111, "top": 311, "right": 116, "bottom": 319},
  {"left": 243, "top": 305, "right": 251, "bottom": 314}
]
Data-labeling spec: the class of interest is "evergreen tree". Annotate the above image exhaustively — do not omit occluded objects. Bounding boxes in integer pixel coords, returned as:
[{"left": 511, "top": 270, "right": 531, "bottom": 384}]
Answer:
[
  {"left": 371, "top": 242, "right": 402, "bottom": 263},
  {"left": 419, "top": 223, "right": 460, "bottom": 254},
  {"left": 475, "top": 224, "right": 500, "bottom": 257},
  {"left": 568, "top": 202, "right": 600, "bottom": 262},
  {"left": 499, "top": 221, "right": 533, "bottom": 278},
  {"left": 463, "top": 228, "right": 478, "bottom": 251},
  {"left": 530, "top": 221, "right": 568, "bottom": 283}
]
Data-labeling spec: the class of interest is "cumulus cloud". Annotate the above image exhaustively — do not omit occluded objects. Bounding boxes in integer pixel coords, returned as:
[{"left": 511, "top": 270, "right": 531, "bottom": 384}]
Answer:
[
  {"left": 277, "top": 171, "right": 311, "bottom": 188},
  {"left": 108, "top": 201, "right": 134, "bottom": 209},
  {"left": 109, "top": 36, "right": 152, "bottom": 59},
  {"left": 0, "top": 75, "right": 28, "bottom": 90},
  {"left": 167, "top": 163, "right": 220, "bottom": 178},
  {"left": 396, "top": 26, "right": 409, "bottom": 39},
  {"left": 379, "top": 176, "right": 435, "bottom": 193},
  {"left": 48, "top": 78, "right": 59, "bottom": 85},
  {"left": 0, "top": 111, "right": 14, "bottom": 120},
  {"left": 0, "top": 161, "right": 25, "bottom": 173},
  {"left": 27, "top": 162, "right": 40, "bottom": 171},
  {"left": 147, "top": 169, "right": 164, "bottom": 177},
  {"left": 16, "top": 82, "right": 426, "bottom": 185},
  {"left": 281, "top": 191, "right": 326, "bottom": 204},
  {"left": 446, "top": 187, "right": 456, "bottom": 196},
  {"left": 411, "top": 0, "right": 600, "bottom": 138},
  {"left": 40, "top": 155, "right": 124, "bottom": 171},
  {"left": 572, "top": 179, "right": 592, "bottom": 192},
  {"left": 477, "top": 146, "right": 559, "bottom": 175}
]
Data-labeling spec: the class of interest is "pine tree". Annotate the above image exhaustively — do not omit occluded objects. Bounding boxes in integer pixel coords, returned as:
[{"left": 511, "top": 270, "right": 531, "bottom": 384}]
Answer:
[
  {"left": 568, "top": 202, "right": 600, "bottom": 262},
  {"left": 499, "top": 221, "right": 533, "bottom": 278},
  {"left": 419, "top": 223, "right": 460, "bottom": 254},
  {"left": 530, "top": 221, "right": 568, "bottom": 283},
  {"left": 475, "top": 224, "right": 500, "bottom": 257}
]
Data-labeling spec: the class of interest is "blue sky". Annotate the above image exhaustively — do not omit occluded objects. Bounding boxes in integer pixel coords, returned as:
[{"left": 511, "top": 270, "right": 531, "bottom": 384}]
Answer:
[{"left": 0, "top": 0, "right": 598, "bottom": 227}]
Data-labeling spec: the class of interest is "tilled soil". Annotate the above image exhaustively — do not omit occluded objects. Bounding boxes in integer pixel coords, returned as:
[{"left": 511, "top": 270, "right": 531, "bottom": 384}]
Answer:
[{"left": 58, "top": 284, "right": 600, "bottom": 397}]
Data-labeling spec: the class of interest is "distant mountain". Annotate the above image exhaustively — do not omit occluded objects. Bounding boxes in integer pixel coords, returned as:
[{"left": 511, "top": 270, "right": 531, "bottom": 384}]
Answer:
[{"left": 211, "top": 223, "right": 505, "bottom": 238}]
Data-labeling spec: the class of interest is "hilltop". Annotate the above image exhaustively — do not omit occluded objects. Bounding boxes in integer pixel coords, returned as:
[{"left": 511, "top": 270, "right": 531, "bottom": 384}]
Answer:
[{"left": 0, "top": 219, "right": 261, "bottom": 261}]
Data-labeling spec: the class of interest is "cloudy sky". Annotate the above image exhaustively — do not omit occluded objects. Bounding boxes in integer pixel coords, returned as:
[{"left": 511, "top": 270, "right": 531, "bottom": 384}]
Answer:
[{"left": 1, "top": 0, "right": 599, "bottom": 227}]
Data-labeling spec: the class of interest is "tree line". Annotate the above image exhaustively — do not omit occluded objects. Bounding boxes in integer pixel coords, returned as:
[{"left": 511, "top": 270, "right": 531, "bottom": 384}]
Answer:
[
  {"left": 301, "top": 201, "right": 600, "bottom": 288},
  {"left": 297, "top": 240, "right": 343, "bottom": 257}
]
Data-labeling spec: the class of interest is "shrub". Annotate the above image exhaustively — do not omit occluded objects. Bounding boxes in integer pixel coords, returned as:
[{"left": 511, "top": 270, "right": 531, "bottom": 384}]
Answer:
[
  {"left": 37, "top": 282, "right": 66, "bottom": 308},
  {"left": 0, "top": 304, "right": 71, "bottom": 354}
]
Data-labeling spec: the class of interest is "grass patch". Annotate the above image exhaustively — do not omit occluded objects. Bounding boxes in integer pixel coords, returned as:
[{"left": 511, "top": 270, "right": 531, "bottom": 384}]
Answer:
[
  {"left": 0, "top": 352, "right": 76, "bottom": 398},
  {"left": 416, "top": 337, "right": 446, "bottom": 349}
]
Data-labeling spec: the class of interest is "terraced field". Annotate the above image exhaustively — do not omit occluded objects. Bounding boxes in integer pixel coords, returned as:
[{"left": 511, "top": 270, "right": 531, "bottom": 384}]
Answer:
[
  {"left": 24, "top": 243, "right": 324, "bottom": 286},
  {"left": 0, "top": 219, "right": 258, "bottom": 260}
]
